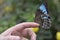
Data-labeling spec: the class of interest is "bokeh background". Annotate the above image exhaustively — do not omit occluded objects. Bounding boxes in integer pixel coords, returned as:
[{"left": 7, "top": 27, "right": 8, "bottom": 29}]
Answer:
[{"left": 0, "top": 0, "right": 60, "bottom": 40}]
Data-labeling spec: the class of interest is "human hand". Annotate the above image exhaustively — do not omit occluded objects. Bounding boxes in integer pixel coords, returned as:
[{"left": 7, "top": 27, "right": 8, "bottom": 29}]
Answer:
[{"left": 0, "top": 22, "right": 39, "bottom": 40}]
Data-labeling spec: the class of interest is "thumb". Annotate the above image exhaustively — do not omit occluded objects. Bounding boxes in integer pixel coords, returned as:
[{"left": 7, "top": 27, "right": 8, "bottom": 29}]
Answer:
[{"left": 0, "top": 36, "right": 20, "bottom": 40}]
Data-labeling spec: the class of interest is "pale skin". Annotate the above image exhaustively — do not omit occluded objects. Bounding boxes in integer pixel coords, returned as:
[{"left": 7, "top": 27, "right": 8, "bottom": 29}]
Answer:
[{"left": 0, "top": 22, "right": 39, "bottom": 40}]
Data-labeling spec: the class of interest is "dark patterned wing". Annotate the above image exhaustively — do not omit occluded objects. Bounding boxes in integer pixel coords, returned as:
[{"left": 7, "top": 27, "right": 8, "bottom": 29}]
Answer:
[{"left": 34, "top": 9, "right": 43, "bottom": 27}]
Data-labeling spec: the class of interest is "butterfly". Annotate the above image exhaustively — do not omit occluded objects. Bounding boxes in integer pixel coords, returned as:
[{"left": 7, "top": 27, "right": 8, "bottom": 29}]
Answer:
[{"left": 34, "top": 2, "right": 51, "bottom": 29}]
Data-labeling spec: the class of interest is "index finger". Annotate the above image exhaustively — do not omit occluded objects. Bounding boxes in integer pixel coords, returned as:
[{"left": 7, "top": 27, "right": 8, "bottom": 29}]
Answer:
[
  {"left": 1, "top": 22, "right": 39, "bottom": 35},
  {"left": 13, "top": 22, "right": 39, "bottom": 31}
]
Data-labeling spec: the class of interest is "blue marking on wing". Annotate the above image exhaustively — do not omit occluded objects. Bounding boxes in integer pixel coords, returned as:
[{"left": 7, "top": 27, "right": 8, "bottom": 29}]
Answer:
[{"left": 39, "top": 4, "right": 48, "bottom": 14}]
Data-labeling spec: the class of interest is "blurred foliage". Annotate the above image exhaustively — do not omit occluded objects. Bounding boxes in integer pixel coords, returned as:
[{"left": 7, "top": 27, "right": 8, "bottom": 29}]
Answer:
[
  {"left": 0, "top": 0, "right": 38, "bottom": 33},
  {"left": 0, "top": 0, "right": 60, "bottom": 40}
]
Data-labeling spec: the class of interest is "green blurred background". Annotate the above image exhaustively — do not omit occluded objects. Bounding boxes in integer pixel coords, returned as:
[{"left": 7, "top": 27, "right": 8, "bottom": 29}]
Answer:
[{"left": 0, "top": 0, "right": 60, "bottom": 39}]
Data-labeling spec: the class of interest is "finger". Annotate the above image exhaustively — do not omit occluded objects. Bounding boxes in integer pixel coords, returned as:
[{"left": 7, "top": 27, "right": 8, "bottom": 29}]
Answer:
[
  {"left": 21, "top": 28, "right": 36, "bottom": 40},
  {"left": 26, "top": 29, "right": 36, "bottom": 40},
  {"left": 12, "top": 22, "right": 39, "bottom": 31},
  {"left": 1, "top": 22, "right": 39, "bottom": 36},
  {"left": 0, "top": 36, "right": 20, "bottom": 40}
]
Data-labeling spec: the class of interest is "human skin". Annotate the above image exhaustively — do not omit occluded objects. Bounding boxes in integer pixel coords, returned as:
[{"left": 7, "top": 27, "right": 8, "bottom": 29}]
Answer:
[{"left": 0, "top": 22, "right": 39, "bottom": 40}]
